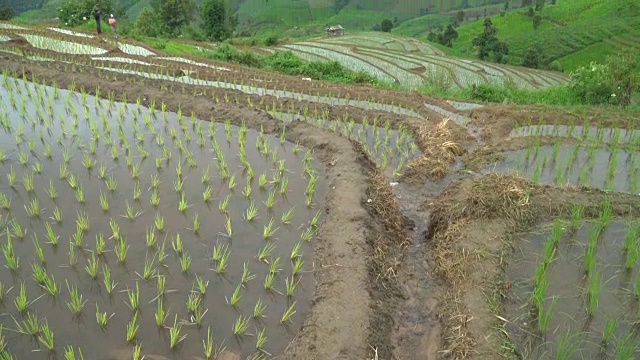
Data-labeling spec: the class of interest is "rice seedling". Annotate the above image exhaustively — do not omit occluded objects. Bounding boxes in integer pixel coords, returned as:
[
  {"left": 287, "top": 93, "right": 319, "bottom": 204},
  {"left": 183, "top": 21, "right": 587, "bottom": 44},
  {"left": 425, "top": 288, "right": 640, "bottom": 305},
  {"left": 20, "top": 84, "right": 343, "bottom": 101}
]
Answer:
[
  {"left": 172, "top": 233, "right": 183, "bottom": 254},
  {"left": 180, "top": 252, "right": 192, "bottom": 273},
  {"left": 195, "top": 275, "right": 208, "bottom": 295},
  {"left": 68, "top": 240, "right": 78, "bottom": 266},
  {"left": 65, "top": 280, "right": 86, "bottom": 315},
  {"left": 203, "top": 185, "right": 213, "bottom": 203},
  {"left": 12, "top": 312, "right": 40, "bottom": 335},
  {"left": 2, "top": 233, "right": 18, "bottom": 271},
  {"left": 169, "top": 314, "right": 187, "bottom": 348},
  {"left": 138, "top": 253, "right": 157, "bottom": 280},
  {"left": 95, "top": 303, "right": 113, "bottom": 327},
  {"left": 123, "top": 200, "right": 142, "bottom": 220},
  {"left": 67, "top": 173, "right": 78, "bottom": 190},
  {"left": 258, "top": 242, "right": 276, "bottom": 262},
  {"left": 280, "top": 301, "right": 297, "bottom": 324},
  {"left": 226, "top": 284, "right": 242, "bottom": 306},
  {"left": 292, "top": 258, "right": 304, "bottom": 276},
  {"left": 133, "top": 182, "right": 142, "bottom": 201},
  {"left": 84, "top": 252, "right": 99, "bottom": 279},
  {"left": 51, "top": 206, "right": 61, "bottom": 224},
  {"left": 202, "top": 326, "right": 224, "bottom": 359},
  {"left": 256, "top": 327, "right": 267, "bottom": 351},
  {"left": 232, "top": 315, "right": 250, "bottom": 336},
  {"left": 38, "top": 319, "right": 54, "bottom": 351},
  {"left": 7, "top": 166, "right": 15, "bottom": 187},
  {"left": 602, "top": 317, "right": 616, "bottom": 347},
  {"left": 310, "top": 210, "right": 322, "bottom": 229},
  {"left": 114, "top": 237, "right": 129, "bottom": 263},
  {"left": 154, "top": 212, "right": 164, "bottom": 231},
  {"left": 186, "top": 292, "right": 201, "bottom": 313},
  {"left": 0, "top": 193, "right": 10, "bottom": 209},
  {"left": 59, "top": 163, "right": 68, "bottom": 180},
  {"left": 155, "top": 298, "right": 169, "bottom": 326},
  {"left": 21, "top": 172, "right": 34, "bottom": 192},
  {"left": 263, "top": 217, "right": 279, "bottom": 239},
  {"left": 178, "top": 192, "right": 190, "bottom": 212},
  {"left": 132, "top": 344, "right": 142, "bottom": 360},
  {"left": 613, "top": 332, "right": 640, "bottom": 360},
  {"left": 265, "top": 189, "right": 276, "bottom": 209},
  {"left": 105, "top": 175, "right": 117, "bottom": 192},
  {"left": 264, "top": 272, "right": 276, "bottom": 290},
  {"left": 285, "top": 276, "right": 297, "bottom": 297},
  {"left": 127, "top": 282, "right": 140, "bottom": 311},
  {"left": 301, "top": 226, "right": 315, "bottom": 242},
  {"left": 554, "top": 329, "right": 581, "bottom": 360},
  {"left": 98, "top": 164, "right": 106, "bottom": 179},
  {"left": 587, "top": 270, "right": 602, "bottom": 318},
  {"left": 10, "top": 219, "right": 25, "bottom": 240},
  {"left": 126, "top": 312, "right": 139, "bottom": 342},
  {"left": 99, "top": 191, "right": 109, "bottom": 211},
  {"left": 218, "top": 194, "right": 230, "bottom": 212},
  {"left": 188, "top": 211, "right": 199, "bottom": 233},
  {"left": 268, "top": 257, "right": 282, "bottom": 274},
  {"left": 32, "top": 234, "right": 45, "bottom": 263}
]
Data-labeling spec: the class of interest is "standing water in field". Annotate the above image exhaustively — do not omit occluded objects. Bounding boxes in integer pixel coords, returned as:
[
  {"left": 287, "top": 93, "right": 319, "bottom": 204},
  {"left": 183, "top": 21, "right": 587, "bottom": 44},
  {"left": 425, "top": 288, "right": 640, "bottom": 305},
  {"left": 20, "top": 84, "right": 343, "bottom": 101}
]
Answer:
[
  {"left": 504, "top": 220, "right": 640, "bottom": 359},
  {"left": 0, "top": 76, "right": 327, "bottom": 359}
]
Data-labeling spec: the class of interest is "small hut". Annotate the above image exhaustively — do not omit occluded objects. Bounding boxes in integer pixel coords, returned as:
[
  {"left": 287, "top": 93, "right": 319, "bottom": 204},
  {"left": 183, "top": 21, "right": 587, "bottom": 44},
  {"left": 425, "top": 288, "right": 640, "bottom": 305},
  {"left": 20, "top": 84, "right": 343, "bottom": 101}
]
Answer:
[{"left": 325, "top": 25, "right": 344, "bottom": 36}]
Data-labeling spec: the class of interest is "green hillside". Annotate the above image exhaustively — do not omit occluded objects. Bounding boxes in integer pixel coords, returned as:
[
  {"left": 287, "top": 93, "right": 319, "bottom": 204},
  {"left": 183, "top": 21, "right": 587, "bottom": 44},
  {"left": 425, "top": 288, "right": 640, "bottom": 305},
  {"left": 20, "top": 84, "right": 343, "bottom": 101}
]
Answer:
[{"left": 393, "top": 0, "right": 640, "bottom": 72}]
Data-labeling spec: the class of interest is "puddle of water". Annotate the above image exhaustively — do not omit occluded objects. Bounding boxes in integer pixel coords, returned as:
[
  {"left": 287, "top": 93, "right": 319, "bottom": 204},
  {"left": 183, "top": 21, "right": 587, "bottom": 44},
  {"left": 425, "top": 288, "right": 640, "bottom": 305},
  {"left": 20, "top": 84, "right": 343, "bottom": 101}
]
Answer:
[
  {"left": 486, "top": 144, "right": 640, "bottom": 194},
  {"left": 19, "top": 34, "right": 108, "bottom": 55},
  {"left": 94, "top": 67, "right": 424, "bottom": 118},
  {"left": 511, "top": 124, "right": 640, "bottom": 146},
  {"left": 155, "top": 57, "right": 232, "bottom": 71},
  {"left": 0, "top": 77, "right": 327, "bottom": 359},
  {"left": 48, "top": 27, "right": 94, "bottom": 38},
  {"left": 446, "top": 100, "right": 484, "bottom": 111},
  {"left": 0, "top": 23, "right": 26, "bottom": 30},
  {"left": 91, "top": 56, "right": 154, "bottom": 66},
  {"left": 272, "top": 112, "right": 420, "bottom": 179},
  {"left": 105, "top": 40, "right": 155, "bottom": 57},
  {"left": 504, "top": 221, "right": 640, "bottom": 359},
  {"left": 424, "top": 103, "right": 469, "bottom": 125},
  {"left": 0, "top": 35, "right": 10, "bottom": 42}
]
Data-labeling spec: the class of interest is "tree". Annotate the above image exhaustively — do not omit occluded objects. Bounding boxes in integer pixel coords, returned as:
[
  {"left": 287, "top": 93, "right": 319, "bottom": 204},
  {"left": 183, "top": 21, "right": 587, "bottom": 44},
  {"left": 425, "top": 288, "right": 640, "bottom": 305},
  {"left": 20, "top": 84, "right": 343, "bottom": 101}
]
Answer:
[
  {"left": 504, "top": 0, "right": 509, "bottom": 11},
  {"left": 471, "top": 18, "right": 509, "bottom": 62},
  {"left": 151, "top": 0, "right": 192, "bottom": 37},
  {"left": 440, "top": 24, "right": 458, "bottom": 47},
  {"left": 527, "top": 7, "right": 534, "bottom": 17},
  {"left": 380, "top": 19, "right": 393, "bottom": 32},
  {"left": 522, "top": 0, "right": 532, "bottom": 6},
  {"left": 456, "top": 10, "right": 465, "bottom": 23},
  {"left": 0, "top": 6, "right": 14, "bottom": 20},
  {"left": 135, "top": 6, "right": 159, "bottom": 37},
  {"left": 535, "top": 0, "right": 545, "bottom": 11},
  {"left": 522, "top": 44, "right": 543, "bottom": 68},
  {"left": 533, "top": 15, "right": 541, "bottom": 29},
  {"left": 200, "top": 0, "right": 231, "bottom": 41}
]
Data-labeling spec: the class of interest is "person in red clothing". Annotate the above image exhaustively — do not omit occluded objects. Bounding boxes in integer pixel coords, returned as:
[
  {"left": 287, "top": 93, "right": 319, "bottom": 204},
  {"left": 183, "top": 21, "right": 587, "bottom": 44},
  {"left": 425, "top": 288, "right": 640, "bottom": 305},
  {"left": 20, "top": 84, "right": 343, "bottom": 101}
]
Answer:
[{"left": 108, "top": 14, "right": 117, "bottom": 37}]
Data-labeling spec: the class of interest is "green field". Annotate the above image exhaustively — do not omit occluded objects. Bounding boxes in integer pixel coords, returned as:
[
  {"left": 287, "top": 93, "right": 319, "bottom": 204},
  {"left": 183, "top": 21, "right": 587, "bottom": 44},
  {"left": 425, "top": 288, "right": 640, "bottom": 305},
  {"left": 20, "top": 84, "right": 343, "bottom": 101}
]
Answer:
[{"left": 394, "top": 0, "right": 640, "bottom": 72}]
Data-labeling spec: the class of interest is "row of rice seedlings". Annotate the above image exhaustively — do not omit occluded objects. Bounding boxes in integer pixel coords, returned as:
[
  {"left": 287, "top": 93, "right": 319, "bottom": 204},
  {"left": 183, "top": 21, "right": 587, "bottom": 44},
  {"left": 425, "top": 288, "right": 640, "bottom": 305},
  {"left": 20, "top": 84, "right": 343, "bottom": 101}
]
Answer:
[
  {"left": 2, "top": 51, "right": 420, "bottom": 121},
  {"left": 0, "top": 75, "right": 321, "bottom": 357},
  {"left": 516, "top": 141, "right": 638, "bottom": 192},
  {"left": 513, "top": 117, "right": 640, "bottom": 146}
]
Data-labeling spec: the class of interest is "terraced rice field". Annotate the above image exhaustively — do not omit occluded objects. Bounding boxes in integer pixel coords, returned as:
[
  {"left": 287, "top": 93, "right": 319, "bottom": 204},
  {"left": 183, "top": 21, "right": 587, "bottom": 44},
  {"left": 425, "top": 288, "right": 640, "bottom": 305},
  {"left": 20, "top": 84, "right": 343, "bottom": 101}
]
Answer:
[
  {"left": 0, "top": 22, "right": 639, "bottom": 360},
  {"left": 276, "top": 33, "right": 570, "bottom": 90}
]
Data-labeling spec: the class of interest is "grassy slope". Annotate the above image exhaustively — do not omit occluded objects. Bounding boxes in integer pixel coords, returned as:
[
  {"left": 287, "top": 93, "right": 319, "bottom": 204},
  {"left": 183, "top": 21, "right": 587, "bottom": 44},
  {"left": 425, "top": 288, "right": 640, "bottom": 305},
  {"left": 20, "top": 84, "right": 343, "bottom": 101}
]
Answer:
[{"left": 394, "top": 0, "right": 640, "bottom": 72}]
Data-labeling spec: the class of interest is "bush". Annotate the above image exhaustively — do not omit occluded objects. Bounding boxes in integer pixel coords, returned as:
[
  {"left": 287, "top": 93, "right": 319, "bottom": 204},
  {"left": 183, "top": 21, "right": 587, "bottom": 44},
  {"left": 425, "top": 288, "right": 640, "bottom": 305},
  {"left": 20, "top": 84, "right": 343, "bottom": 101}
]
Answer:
[
  {"left": 134, "top": 7, "right": 159, "bottom": 37},
  {"left": 381, "top": 19, "right": 393, "bottom": 32},
  {"left": 206, "top": 43, "right": 260, "bottom": 67},
  {"left": 58, "top": 0, "right": 112, "bottom": 27},
  {"left": 0, "top": 6, "right": 14, "bottom": 20},
  {"left": 570, "top": 49, "right": 639, "bottom": 106}
]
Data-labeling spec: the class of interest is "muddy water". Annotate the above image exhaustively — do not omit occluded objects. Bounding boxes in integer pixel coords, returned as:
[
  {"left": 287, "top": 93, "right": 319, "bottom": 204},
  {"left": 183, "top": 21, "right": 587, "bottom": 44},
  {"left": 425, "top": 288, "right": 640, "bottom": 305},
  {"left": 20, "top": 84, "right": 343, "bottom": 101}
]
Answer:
[
  {"left": 0, "top": 77, "right": 327, "bottom": 359},
  {"left": 485, "top": 145, "right": 640, "bottom": 193},
  {"left": 272, "top": 111, "right": 420, "bottom": 179},
  {"left": 94, "top": 67, "right": 424, "bottom": 118},
  {"left": 446, "top": 100, "right": 484, "bottom": 111},
  {"left": 511, "top": 124, "right": 640, "bottom": 145},
  {"left": 504, "top": 221, "right": 640, "bottom": 359},
  {"left": 424, "top": 103, "right": 469, "bottom": 125}
]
